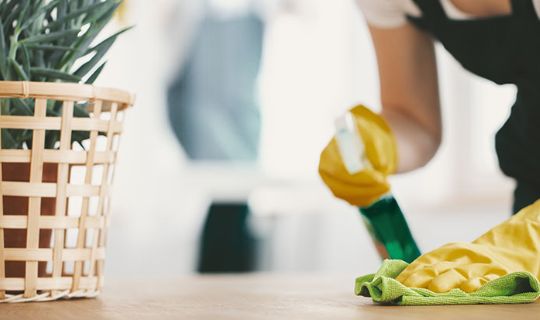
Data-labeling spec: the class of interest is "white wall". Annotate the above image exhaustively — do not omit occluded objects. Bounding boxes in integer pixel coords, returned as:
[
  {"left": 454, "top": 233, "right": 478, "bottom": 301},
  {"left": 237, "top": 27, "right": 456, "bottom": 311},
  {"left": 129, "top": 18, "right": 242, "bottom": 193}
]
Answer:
[{"left": 94, "top": 0, "right": 517, "bottom": 277}]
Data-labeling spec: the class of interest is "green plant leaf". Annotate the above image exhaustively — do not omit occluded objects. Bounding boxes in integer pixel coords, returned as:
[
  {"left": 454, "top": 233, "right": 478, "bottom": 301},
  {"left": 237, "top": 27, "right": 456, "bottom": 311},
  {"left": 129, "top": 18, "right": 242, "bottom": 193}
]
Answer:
[
  {"left": 15, "top": 0, "right": 31, "bottom": 30},
  {"left": 21, "top": 29, "right": 79, "bottom": 45},
  {"left": 1, "top": 98, "right": 11, "bottom": 115},
  {"left": 9, "top": 58, "right": 28, "bottom": 80},
  {"left": 72, "top": 130, "right": 91, "bottom": 142},
  {"left": 11, "top": 98, "right": 34, "bottom": 116},
  {"left": 30, "top": 67, "right": 81, "bottom": 82},
  {"left": 83, "top": 0, "right": 120, "bottom": 25},
  {"left": 84, "top": 61, "right": 106, "bottom": 84},
  {"left": 4, "top": 2, "right": 22, "bottom": 35},
  {"left": 0, "top": 0, "right": 130, "bottom": 149},
  {"left": 74, "top": 26, "right": 132, "bottom": 77},
  {"left": 47, "top": 1, "right": 112, "bottom": 30},
  {"left": 35, "top": 49, "right": 45, "bottom": 68},
  {"left": 47, "top": 32, "right": 80, "bottom": 67},
  {"left": 85, "top": 24, "right": 132, "bottom": 56},
  {"left": 57, "top": 10, "right": 115, "bottom": 69},
  {"left": 1, "top": 1, "right": 18, "bottom": 22},
  {"left": 20, "top": 45, "right": 31, "bottom": 77},
  {"left": 19, "top": 0, "right": 61, "bottom": 32},
  {"left": 25, "top": 44, "right": 79, "bottom": 52},
  {"left": 45, "top": 130, "right": 60, "bottom": 149},
  {"left": 0, "top": 19, "right": 6, "bottom": 78},
  {"left": 74, "top": 102, "right": 90, "bottom": 117},
  {"left": 29, "top": 0, "right": 44, "bottom": 16},
  {"left": 1, "top": 129, "right": 19, "bottom": 149},
  {"left": 57, "top": 0, "right": 68, "bottom": 29}
]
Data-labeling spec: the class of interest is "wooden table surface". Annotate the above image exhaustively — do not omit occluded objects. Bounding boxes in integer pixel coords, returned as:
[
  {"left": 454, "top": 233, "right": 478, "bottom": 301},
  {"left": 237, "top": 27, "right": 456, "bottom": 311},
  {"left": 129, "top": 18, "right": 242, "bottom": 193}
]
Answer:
[{"left": 2, "top": 274, "right": 540, "bottom": 320}]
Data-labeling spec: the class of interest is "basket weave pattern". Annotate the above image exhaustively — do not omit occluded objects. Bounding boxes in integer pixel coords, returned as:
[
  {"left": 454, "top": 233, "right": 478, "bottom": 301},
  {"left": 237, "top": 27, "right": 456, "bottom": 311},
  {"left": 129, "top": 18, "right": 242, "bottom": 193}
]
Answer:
[{"left": 0, "top": 81, "right": 133, "bottom": 303}]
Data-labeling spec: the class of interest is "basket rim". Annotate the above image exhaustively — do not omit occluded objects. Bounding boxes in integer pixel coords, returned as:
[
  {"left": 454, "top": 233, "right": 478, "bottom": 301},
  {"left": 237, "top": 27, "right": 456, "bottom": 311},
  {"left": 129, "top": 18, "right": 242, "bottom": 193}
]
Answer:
[{"left": 0, "top": 81, "right": 135, "bottom": 109}]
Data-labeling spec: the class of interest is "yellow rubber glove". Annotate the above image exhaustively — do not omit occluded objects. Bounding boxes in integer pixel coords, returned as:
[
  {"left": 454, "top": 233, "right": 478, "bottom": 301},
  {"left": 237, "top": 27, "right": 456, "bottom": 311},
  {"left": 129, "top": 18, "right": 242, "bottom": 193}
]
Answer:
[
  {"left": 318, "top": 105, "right": 398, "bottom": 207},
  {"left": 397, "top": 200, "right": 540, "bottom": 293}
]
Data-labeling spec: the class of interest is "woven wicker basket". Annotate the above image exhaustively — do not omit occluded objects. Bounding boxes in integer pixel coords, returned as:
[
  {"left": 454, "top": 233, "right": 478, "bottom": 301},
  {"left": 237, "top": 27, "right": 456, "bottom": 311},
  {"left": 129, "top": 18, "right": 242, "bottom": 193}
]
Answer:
[{"left": 0, "top": 81, "right": 134, "bottom": 303}]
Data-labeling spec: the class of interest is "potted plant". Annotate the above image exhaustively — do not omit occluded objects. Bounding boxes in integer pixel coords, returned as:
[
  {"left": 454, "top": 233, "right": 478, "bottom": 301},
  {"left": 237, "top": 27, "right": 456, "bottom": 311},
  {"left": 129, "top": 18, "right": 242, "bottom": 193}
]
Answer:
[{"left": 0, "top": 0, "right": 133, "bottom": 302}]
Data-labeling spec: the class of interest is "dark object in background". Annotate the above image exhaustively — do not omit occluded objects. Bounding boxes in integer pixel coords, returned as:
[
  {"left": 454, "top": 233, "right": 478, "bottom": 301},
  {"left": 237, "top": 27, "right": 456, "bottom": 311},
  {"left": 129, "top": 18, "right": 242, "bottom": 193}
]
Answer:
[
  {"left": 167, "top": 11, "right": 264, "bottom": 273},
  {"left": 198, "top": 203, "right": 256, "bottom": 273}
]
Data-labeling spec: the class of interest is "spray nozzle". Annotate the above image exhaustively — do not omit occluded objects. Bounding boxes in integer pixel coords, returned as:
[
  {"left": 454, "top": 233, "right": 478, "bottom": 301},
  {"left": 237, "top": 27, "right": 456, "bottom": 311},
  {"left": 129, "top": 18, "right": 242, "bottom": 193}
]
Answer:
[{"left": 334, "top": 112, "right": 371, "bottom": 175}]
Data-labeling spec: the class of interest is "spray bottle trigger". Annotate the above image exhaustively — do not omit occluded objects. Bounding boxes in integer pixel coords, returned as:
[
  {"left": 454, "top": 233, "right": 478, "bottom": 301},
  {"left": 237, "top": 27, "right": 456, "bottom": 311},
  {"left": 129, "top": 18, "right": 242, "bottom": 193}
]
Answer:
[{"left": 334, "top": 112, "right": 371, "bottom": 175}]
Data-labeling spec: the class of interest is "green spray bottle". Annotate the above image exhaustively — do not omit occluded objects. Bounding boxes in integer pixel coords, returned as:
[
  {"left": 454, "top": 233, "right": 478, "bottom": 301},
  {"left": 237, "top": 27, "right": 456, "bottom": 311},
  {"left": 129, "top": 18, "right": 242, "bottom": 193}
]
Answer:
[{"left": 334, "top": 112, "right": 421, "bottom": 263}]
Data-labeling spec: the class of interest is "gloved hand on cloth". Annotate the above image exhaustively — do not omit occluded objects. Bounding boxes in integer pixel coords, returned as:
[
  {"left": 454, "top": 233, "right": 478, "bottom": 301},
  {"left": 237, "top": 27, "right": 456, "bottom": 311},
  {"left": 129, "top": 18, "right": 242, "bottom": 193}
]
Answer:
[
  {"left": 357, "top": 200, "right": 540, "bottom": 305},
  {"left": 318, "top": 105, "right": 540, "bottom": 305}
]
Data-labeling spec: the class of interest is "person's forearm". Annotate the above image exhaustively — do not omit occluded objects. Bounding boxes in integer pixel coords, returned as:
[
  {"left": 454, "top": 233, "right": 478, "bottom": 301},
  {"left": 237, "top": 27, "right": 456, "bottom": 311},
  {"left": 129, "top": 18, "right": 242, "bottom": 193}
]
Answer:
[
  {"left": 381, "top": 108, "right": 441, "bottom": 173},
  {"left": 366, "top": 24, "right": 441, "bottom": 173}
]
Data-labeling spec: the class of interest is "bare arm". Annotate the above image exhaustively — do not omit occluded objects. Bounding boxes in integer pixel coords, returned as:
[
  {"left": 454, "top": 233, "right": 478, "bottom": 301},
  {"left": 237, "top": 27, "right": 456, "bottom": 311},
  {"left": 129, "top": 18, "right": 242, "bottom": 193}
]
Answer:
[{"left": 368, "top": 23, "right": 442, "bottom": 172}]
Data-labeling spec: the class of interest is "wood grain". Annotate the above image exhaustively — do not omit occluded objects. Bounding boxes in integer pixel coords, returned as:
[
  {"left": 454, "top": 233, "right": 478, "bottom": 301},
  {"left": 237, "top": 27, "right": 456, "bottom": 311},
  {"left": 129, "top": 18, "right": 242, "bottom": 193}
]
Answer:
[{"left": 1, "top": 274, "right": 539, "bottom": 320}]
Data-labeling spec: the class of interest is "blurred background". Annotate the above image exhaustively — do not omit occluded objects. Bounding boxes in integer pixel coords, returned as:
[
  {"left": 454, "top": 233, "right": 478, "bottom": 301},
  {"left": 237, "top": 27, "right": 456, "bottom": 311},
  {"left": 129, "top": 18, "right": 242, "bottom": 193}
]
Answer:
[{"left": 94, "top": 0, "right": 517, "bottom": 277}]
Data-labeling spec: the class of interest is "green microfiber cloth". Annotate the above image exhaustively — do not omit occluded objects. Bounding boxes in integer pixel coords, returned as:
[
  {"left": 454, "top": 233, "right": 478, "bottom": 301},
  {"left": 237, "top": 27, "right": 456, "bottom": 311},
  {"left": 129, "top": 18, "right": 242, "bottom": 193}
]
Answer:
[{"left": 355, "top": 260, "right": 540, "bottom": 305}]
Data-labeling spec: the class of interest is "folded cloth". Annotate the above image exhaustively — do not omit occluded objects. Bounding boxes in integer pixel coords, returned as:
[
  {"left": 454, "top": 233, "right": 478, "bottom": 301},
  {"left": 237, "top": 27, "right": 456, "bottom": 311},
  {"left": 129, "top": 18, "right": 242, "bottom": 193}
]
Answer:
[{"left": 355, "top": 260, "right": 540, "bottom": 305}]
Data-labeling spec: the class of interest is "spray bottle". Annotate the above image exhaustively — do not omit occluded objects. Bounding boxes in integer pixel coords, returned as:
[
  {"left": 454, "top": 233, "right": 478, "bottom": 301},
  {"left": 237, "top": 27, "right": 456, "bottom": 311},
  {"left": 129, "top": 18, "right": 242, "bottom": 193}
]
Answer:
[{"left": 334, "top": 112, "right": 421, "bottom": 263}]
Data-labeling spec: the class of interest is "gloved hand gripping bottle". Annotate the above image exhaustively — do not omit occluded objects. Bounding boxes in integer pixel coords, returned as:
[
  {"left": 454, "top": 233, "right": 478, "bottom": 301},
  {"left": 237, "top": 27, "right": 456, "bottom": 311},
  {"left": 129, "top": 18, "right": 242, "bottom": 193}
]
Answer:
[{"left": 334, "top": 112, "right": 421, "bottom": 263}]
